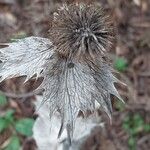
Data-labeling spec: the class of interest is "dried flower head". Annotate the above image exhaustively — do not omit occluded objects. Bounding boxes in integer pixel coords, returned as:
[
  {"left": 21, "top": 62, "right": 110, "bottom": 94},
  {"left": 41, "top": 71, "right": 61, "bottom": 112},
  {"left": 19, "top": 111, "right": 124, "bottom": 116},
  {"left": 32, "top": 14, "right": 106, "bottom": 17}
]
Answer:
[
  {"left": 0, "top": 3, "right": 123, "bottom": 143},
  {"left": 50, "top": 4, "right": 114, "bottom": 61}
]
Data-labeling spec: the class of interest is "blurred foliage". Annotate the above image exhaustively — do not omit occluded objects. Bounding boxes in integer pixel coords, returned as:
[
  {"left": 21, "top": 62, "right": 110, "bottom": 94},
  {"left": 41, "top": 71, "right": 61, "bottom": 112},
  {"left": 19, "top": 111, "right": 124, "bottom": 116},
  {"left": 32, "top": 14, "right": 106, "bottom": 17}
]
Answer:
[
  {"left": 114, "top": 57, "right": 128, "bottom": 72},
  {"left": 123, "top": 113, "right": 150, "bottom": 150},
  {"left": 4, "top": 136, "right": 20, "bottom": 150},
  {"left": 0, "top": 93, "right": 7, "bottom": 106},
  {"left": 0, "top": 109, "right": 15, "bottom": 133},
  {"left": 15, "top": 118, "right": 34, "bottom": 137},
  {"left": 0, "top": 99, "right": 35, "bottom": 150},
  {"left": 114, "top": 100, "right": 125, "bottom": 112}
]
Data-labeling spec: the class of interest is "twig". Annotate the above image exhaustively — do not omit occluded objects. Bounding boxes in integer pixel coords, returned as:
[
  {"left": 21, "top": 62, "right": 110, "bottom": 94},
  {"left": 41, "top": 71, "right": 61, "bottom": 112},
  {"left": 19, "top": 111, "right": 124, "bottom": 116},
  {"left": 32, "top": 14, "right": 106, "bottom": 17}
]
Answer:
[
  {"left": 0, "top": 89, "right": 43, "bottom": 99},
  {"left": 137, "top": 135, "right": 150, "bottom": 145}
]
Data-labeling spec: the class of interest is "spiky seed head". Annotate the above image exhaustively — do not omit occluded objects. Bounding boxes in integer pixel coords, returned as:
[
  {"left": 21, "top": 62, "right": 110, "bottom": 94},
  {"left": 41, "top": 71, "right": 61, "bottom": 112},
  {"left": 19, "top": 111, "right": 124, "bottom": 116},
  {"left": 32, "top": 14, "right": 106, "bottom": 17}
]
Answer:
[{"left": 49, "top": 4, "right": 115, "bottom": 61}]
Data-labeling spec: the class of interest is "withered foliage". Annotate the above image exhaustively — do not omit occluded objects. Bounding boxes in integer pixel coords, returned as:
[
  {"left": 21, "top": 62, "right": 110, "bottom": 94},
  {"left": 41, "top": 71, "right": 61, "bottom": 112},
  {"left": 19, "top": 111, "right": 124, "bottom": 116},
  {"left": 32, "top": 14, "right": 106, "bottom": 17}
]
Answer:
[{"left": 0, "top": 3, "right": 123, "bottom": 142}]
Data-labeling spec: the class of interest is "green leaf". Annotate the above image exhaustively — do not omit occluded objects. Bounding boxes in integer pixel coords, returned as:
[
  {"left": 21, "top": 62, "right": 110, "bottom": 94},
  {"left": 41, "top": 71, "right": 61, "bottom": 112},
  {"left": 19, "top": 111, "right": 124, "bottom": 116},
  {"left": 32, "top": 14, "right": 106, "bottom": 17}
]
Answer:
[
  {"left": 4, "top": 136, "right": 20, "bottom": 150},
  {"left": 0, "top": 110, "right": 15, "bottom": 133},
  {"left": 144, "top": 124, "right": 150, "bottom": 132},
  {"left": 0, "top": 93, "right": 7, "bottom": 106},
  {"left": 128, "top": 136, "right": 136, "bottom": 150},
  {"left": 5, "top": 109, "right": 15, "bottom": 123},
  {"left": 133, "top": 114, "right": 143, "bottom": 124},
  {"left": 0, "top": 117, "right": 8, "bottom": 133},
  {"left": 15, "top": 118, "right": 34, "bottom": 137},
  {"left": 114, "top": 57, "right": 128, "bottom": 72},
  {"left": 123, "top": 115, "right": 131, "bottom": 124},
  {"left": 132, "top": 127, "right": 142, "bottom": 135}
]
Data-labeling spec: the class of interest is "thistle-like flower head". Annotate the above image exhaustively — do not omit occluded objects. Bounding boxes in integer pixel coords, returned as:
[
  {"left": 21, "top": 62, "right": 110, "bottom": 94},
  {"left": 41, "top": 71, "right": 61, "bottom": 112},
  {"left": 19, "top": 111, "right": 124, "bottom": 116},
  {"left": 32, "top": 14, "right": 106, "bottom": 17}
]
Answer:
[
  {"left": 49, "top": 4, "right": 114, "bottom": 60},
  {"left": 0, "top": 3, "right": 123, "bottom": 143}
]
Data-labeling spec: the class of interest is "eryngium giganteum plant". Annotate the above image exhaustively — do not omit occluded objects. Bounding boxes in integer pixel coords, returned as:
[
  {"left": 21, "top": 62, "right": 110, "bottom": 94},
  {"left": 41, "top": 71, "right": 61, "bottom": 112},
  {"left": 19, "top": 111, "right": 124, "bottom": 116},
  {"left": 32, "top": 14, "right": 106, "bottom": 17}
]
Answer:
[{"left": 0, "top": 3, "right": 124, "bottom": 142}]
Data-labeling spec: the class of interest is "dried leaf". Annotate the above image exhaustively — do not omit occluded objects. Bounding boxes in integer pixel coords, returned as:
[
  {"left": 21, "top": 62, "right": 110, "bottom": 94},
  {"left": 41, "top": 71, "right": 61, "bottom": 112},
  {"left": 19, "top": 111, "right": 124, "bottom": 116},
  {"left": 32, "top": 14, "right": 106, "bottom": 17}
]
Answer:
[
  {"left": 0, "top": 37, "right": 123, "bottom": 141},
  {"left": 0, "top": 3, "right": 124, "bottom": 142},
  {"left": 0, "top": 36, "right": 54, "bottom": 81},
  {"left": 39, "top": 58, "right": 123, "bottom": 139},
  {"left": 33, "top": 96, "right": 103, "bottom": 150}
]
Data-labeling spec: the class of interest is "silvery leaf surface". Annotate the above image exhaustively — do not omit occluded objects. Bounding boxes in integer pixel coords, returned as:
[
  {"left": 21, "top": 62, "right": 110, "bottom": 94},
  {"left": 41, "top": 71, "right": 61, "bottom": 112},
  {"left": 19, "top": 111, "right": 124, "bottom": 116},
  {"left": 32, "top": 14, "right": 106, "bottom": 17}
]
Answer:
[
  {"left": 92, "top": 64, "right": 124, "bottom": 119},
  {"left": 33, "top": 96, "right": 66, "bottom": 150},
  {"left": 39, "top": 58, "right": 122, "bottom": 139},
  {"left": 0, "top": 36, "right": 123, "bottom": 142},
  {"left": 33, "top": 96, "right": 103, "bottom": 150},
  {"left": 0, "top": 36, "right": 54, "bottom": 81},
  {"left": 40, "top": 60, "right": 96, "bottom": 138}
]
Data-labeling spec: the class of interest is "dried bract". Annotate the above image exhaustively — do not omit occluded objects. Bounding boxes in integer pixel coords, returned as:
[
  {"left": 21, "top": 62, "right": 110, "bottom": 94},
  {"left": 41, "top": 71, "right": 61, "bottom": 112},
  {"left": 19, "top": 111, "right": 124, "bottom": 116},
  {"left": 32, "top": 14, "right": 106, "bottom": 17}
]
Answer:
[
  {"left": 0, "top": 3, "right": 123, "bottom": 143},
  {"left": 0, "top": 37, "right": 54, "bottom": 81}
]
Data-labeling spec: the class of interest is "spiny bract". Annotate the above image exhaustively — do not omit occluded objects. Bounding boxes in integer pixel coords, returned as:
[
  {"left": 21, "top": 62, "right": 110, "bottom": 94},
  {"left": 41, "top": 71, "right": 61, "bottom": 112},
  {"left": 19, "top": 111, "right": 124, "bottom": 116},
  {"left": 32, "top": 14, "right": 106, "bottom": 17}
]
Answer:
[
  {"left": 0, "top": 3, "right": 123, "bottom": 142},
  {"left": 49, "top": 4, "right": 114, "bottom": 60}
]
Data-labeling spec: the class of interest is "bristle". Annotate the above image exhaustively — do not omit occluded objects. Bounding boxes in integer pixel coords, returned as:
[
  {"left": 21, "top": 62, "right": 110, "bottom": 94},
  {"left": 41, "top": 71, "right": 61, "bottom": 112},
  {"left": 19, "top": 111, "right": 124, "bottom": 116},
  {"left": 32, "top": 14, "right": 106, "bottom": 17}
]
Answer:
[{"left": 49, "top": 4, "right": 114, "bottom": 61}]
